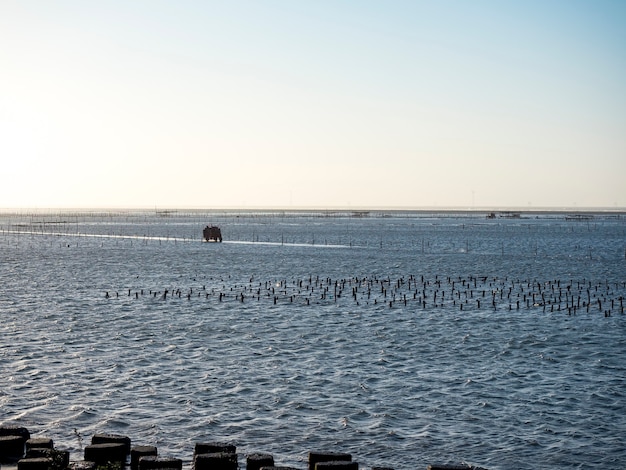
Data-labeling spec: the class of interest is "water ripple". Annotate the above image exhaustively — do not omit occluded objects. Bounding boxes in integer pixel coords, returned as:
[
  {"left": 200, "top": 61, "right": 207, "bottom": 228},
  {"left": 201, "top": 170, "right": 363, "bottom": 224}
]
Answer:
[{"left": 2, "top": 214, "right": 626, "bottom": 469}]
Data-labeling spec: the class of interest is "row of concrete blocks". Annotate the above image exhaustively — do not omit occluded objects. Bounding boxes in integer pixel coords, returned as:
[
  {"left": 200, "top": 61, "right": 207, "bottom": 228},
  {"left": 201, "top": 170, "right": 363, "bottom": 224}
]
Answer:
[
  {"left": 0, "top": 427, "right": 482, "bottom": 470},
  {"left": 0, "top": 427, "right": 66, "bottom": 469}
]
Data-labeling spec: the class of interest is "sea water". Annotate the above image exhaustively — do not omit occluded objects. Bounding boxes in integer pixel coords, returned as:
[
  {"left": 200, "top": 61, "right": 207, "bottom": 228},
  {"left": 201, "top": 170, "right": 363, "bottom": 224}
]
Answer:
[{"left": 1, "top": 211, "right": 625, "bottom": 470}]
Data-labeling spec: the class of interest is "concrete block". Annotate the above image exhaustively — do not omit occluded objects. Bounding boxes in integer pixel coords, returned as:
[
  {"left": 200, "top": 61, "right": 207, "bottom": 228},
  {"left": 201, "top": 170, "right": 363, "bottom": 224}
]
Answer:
[
  {"left": 259, "top": 467, "right": 299, "bottom": 470},
  {"left": 67, "top": 461, "right": 97, "bottom": 470},
  {"left": 138, "top": 456, "right": 182, "bottom": 470},
  {"left": 84, "top": 443, "right": 128, "bottom": 463},
  {"left": 131, "top": 446, "right": 158, "bottom": 470},
  {"left": 427, "top": 466, "right": 472, "bottom": 470},
  {"left": 17, "top": 457, "right": 53, "bottom": 470},
  {"left": 246, "top": 453, "right": 274, "bottom": 470},
  {"left": 0, "top": 427, "right": 30, "bottom": 441},
  {"left": 193, "top": 452, "right": 238, "bottom": 470},
  {"left": 0, "top": 435, "right": 26, "bottom": 463},
  {"left": 315, "top": 462, "right": 358, "bottom": 470},
  {"left": 194, "top": 443, "right": 236, "bottom": 456},
  {"left": 25, "top": 440, "right": 54, "bottom": 452},
  {"left": 91, "top": 434, "right": 131, "bottom": 455},
  {"left": 24, "top": 449, "right": 69, "bottom": 469},
  {"left": 308, "top": 452, "right": 351, "bottom": 470}
]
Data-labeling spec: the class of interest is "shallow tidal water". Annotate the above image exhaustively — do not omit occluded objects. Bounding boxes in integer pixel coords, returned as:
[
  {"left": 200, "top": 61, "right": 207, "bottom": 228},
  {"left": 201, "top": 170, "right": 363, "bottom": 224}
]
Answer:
[{"left": 1, "top": 211, "right": 625, "bottom": 470}]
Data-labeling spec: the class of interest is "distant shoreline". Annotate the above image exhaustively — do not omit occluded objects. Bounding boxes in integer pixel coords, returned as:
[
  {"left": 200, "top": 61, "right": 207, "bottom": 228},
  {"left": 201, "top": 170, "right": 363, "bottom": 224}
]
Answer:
[{"left": 1, "top": 207, "right": 625, "bottom": 218}]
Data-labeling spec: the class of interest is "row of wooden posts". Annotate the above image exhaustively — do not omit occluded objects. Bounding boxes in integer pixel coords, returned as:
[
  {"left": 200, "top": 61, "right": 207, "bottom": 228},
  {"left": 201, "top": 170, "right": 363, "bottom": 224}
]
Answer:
[{"left": 0, "top": 427, "right": 483, "bottom": 470}]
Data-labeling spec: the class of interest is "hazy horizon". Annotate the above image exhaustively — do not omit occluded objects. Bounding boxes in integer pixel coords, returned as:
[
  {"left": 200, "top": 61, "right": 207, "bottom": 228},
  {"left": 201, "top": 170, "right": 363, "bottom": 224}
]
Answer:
[
  {"left": 2, "top": 1, "right": 625, "bottom": 210},
  {"left": 1, "top": 204, "right": 625, "bottom": 215}
]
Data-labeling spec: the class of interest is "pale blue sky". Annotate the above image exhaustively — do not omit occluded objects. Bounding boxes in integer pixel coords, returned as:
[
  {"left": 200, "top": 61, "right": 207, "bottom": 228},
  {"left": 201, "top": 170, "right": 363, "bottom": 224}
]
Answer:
[{"left": 1, "top": 0, "right": 624, "bottom": 209}]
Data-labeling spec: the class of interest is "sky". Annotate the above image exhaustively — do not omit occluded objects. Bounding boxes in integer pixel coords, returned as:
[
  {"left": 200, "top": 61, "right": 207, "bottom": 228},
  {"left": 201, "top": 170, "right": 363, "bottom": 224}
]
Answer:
[{"left": 1, "top": 0, "right": 625, "bottom": 210}]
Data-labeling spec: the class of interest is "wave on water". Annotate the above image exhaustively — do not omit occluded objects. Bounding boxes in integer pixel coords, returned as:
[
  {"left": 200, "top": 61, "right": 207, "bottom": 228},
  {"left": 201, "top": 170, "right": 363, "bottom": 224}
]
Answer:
[{"left": 1, "top": 213, "right": 626, "bottom": 469}]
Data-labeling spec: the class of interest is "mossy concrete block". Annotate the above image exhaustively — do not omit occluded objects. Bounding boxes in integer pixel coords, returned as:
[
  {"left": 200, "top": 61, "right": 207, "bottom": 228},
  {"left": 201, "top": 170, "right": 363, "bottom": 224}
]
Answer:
[
  {"left": 246, "top": 454, "right": 274, "bottom": 470},
  {"left": 0, "top": 435, "right": 26, "bottom": 463},
  {"left": 84, "top": 443, "right": 128, "bottom": 463},
  {"left": 308, "top": 453, "right": 351, "bottom": 470},
  {"left": 24, "top": 449, "right": 69, "bottom": 469},
  {"left": 194, "top": 443, "right": 236, "bottom": 456},
  {"left": 17, "top": 457, "right": 53, "bottom": 470},
  {"left": 25, "top": 449, "right": 53, "bottom": 459},
  {"left": 67, "top": 460, "right": 97, "bottom": 470},
  {"left": 54, "top": 450, "right": 70, "bottom": 469},
  {"left": 193, "top": 452, "right": 238, "bottom": 470},
  {"left": 314, "top": 462, "right": 358, "bottom": 470},
  {"left": 91, "top": 435, "right": 131, "bottom": 455},
  {"left": 131, "top": 446, "right": 158, "bottom": 470},
  {"left": 138, "top": 456, "right": 182, "bottom": 470}
]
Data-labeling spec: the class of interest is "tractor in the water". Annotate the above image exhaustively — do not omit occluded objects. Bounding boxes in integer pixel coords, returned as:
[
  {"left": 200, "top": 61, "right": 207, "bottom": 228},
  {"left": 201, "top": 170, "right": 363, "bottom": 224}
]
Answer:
[{"left": 203, "top": 225, "right": 222, "bottom": 242}]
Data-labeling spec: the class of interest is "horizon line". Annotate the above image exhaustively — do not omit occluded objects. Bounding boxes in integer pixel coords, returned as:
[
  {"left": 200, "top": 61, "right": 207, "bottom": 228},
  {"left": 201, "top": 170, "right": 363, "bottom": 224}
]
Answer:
[{"left": 1, "top": 205, "right": 625, "bottom": 214}]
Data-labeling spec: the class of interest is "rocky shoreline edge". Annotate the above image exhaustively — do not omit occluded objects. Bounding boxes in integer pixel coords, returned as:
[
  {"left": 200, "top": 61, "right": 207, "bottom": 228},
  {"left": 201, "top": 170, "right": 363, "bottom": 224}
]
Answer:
[{"left": 0, "top": 427, "right": 486, "bottom": 470}]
